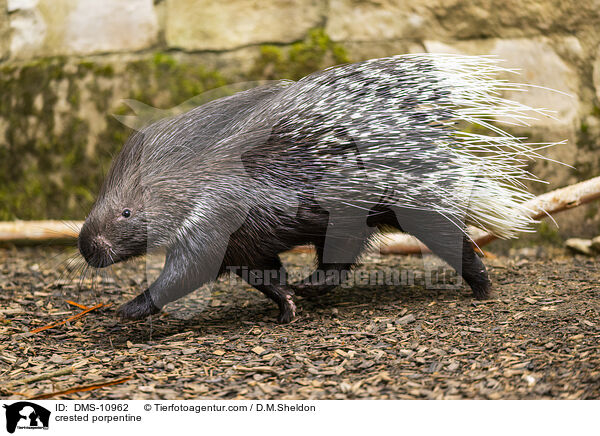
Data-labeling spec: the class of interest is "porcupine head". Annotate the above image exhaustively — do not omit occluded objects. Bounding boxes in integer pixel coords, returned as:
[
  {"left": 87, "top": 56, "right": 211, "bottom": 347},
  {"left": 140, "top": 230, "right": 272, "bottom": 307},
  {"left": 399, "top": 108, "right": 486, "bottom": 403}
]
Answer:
[
  {"left": 77, "top": 85, "right": 285, "bottom": 318},
  {"left": 77, "top": 120, "right": 248, "bottom": 269}
]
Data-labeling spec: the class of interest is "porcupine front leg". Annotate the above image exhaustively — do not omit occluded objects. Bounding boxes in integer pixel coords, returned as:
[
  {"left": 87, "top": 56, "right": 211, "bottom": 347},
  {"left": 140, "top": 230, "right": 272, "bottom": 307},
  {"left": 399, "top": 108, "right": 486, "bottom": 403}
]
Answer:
[
  {"left": 117, "top": 288, "right": 160, "bottom": 320},
  {"left": 117, "top": 244, "right": 219, "bottom": 320},
  {"left": 232, "top": 257, "right": 297, "bottom": 324}
]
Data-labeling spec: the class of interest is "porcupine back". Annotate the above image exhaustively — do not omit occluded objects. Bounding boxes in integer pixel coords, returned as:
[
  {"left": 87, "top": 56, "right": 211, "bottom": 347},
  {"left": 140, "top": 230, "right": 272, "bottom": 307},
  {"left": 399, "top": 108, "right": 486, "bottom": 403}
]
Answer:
[
  {"left": 234, "top": 54, "right": 556, "bottom": 240},
  {"left": 124, "top": 54, "right": 556, "bottom": 249}
]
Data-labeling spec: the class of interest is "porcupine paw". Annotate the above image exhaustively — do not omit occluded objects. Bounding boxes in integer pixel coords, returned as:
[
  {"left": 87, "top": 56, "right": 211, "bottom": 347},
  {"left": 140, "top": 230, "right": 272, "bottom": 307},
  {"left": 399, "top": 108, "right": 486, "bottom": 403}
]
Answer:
[
  {"left": 117, "top": 289, "right": 160, "bottom": 320},
  {"left": 277, "top": 294, "right": 297, "bottom": 324},
  {"left": 471, "top": 278, "right": 493, "bottom": 300}
]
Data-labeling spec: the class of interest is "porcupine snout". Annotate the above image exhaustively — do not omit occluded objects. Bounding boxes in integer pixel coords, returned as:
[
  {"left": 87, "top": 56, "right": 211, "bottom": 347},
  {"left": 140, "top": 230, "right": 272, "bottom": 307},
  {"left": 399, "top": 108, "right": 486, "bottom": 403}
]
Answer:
[{"left": 78, "top": 225, "right": 114, "bottom": 268}]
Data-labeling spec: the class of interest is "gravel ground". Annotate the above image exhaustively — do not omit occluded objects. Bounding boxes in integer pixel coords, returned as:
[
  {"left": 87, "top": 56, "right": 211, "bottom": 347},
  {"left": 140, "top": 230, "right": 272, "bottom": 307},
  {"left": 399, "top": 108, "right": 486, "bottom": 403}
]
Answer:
[{"left": 0, "top": 246, "right": 599, "bottom": 399}]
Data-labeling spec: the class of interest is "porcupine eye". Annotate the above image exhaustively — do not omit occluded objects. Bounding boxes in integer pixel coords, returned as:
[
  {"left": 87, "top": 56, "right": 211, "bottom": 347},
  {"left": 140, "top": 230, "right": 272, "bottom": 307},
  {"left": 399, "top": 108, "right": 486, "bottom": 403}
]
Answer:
[{"left": 121, "top": 209, "right": 131, "bottom": 218}]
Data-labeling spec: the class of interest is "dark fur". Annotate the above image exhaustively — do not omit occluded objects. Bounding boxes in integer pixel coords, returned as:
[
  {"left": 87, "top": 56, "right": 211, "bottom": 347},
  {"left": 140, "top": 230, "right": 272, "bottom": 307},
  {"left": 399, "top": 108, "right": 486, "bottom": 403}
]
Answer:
[{"left": 79, "top": 58, "right": 493, "bottom": 324}]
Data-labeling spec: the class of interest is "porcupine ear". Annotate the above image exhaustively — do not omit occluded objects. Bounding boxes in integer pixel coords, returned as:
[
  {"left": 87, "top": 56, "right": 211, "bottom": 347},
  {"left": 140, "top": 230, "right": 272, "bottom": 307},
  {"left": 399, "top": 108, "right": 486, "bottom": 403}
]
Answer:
[{"left": 113, "top": 100, "right": 167, "bottom": 132}]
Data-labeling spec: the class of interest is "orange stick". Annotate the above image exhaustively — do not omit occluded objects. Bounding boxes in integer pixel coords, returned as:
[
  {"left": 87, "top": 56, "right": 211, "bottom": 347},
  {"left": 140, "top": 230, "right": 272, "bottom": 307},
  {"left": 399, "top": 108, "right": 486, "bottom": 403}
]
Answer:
[
  {"left": 31, "top": 376, "right": 132, "bottom": 399},
  {"left": 65, "top": 300, "right": 91, "bottom": 310},
  {"left": 30, "top": 303, "right": 107, "bottom": 334}
]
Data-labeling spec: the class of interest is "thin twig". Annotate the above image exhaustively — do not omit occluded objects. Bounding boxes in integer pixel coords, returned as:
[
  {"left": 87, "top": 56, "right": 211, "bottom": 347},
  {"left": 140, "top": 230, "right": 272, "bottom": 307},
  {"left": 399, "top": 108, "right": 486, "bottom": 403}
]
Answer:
[
  {"left": 30, "top": 303, "right": 109, "bottom": 334},
  {"left": 65, "top": 300, "right": 91, "bottom": 310},
  {"left": 0, "top": 362, "right": 88, "bottom": 397},
  {"left": 9, "top": 366, "right": 75, "bottom": 386}
]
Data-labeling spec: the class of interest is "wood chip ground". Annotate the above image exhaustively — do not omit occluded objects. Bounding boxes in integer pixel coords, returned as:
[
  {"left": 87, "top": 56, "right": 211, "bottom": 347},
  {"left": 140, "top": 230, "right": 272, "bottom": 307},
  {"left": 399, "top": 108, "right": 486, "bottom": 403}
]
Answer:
[{"left": 0, "top": 247, "right": 598, "bottom": 399}]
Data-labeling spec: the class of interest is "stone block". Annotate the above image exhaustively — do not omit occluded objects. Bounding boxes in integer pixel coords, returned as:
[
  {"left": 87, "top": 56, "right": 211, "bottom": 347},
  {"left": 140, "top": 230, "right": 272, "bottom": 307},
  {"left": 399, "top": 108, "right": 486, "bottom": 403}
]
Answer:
[
  {"left": 0, "top": 0, "right": 9, "bottom": 59},
  {"left": 424, "top": 38, "right": 580, "bottom": 128},
  {"left": 165, "top": 0, "right": 325, "bottom": 51},
  {"left": 326, "top": 0, "right": 431, "bottom": 42},
  {"left": 327, "top": 0, "right": 600, "bottom": 42},
  {"left": 8, "top": 0, "right": 159, "bottom": 58}
]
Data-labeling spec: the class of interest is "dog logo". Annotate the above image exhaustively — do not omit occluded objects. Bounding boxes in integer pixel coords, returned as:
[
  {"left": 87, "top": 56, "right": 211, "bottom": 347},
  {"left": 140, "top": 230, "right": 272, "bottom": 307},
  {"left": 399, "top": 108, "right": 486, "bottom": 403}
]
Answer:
[{"left": 3, "top": 402, "right": 50, "bottom": 433}]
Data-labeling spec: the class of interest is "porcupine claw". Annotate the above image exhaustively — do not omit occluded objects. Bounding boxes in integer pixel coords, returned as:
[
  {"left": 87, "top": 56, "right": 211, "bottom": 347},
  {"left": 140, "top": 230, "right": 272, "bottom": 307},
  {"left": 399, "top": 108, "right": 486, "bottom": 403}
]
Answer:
[
  {"left": 472, "top": 279, "right": 493, "bottom": 300},
  {"left": 277, "top": 293, "right": 297, "bottom": 324}
]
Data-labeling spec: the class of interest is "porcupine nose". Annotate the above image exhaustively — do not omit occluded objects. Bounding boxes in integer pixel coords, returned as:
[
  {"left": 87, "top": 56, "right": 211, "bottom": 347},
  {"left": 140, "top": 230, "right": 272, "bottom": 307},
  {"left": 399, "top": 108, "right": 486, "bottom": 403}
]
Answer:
[{"left": 78, "top": 227, "right": 113, "bottom": 268}]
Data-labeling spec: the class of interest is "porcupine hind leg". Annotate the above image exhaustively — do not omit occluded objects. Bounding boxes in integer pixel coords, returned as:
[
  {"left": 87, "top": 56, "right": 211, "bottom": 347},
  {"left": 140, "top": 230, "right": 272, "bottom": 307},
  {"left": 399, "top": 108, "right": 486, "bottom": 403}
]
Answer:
[
  {"left": 233, "top": 257, "right": 297, "bottom": 324},
  {"left": 291, "top": 264, "right": 353, "bottom": 299},
  {"left": 459, "top": 236, "right": 492, "bottom": 300},
  {"left": 386, "top": 208, "right": 492, "bottom": 300},
  {"left": 412, "top": 221, "right": 491, "bottom": 299},
  {"left": 419, "top": 232, "right": 492, "bottom": 299}
]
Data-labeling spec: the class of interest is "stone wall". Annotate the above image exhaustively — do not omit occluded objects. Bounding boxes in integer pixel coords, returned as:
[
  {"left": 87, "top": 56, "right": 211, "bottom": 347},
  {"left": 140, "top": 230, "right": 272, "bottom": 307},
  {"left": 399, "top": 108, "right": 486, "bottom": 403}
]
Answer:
[{"left": 1, "top": 0, "right": 599, "bottom": 239}]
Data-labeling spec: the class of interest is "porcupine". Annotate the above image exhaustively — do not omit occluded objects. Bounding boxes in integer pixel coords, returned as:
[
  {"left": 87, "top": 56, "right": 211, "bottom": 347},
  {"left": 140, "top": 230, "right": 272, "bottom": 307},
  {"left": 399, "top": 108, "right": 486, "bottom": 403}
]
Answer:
[{"left": 78, "top": 54, "right": 553, "bottom": 323}]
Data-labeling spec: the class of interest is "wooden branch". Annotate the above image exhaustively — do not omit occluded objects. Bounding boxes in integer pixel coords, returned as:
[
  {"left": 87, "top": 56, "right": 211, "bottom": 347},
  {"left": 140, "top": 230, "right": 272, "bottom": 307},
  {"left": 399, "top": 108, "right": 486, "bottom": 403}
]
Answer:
[
  {"left": 380, "top": 176, "right": 600, "bottom": 255},
  {"left": 0, "top": 220, "right": 81, "bottom": 245},
  {"left": 0, "top": 176, "right": 599, "bottom": 254},
  {"left": 521, "top": 175, "right": 600, "bottom": 218}
]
